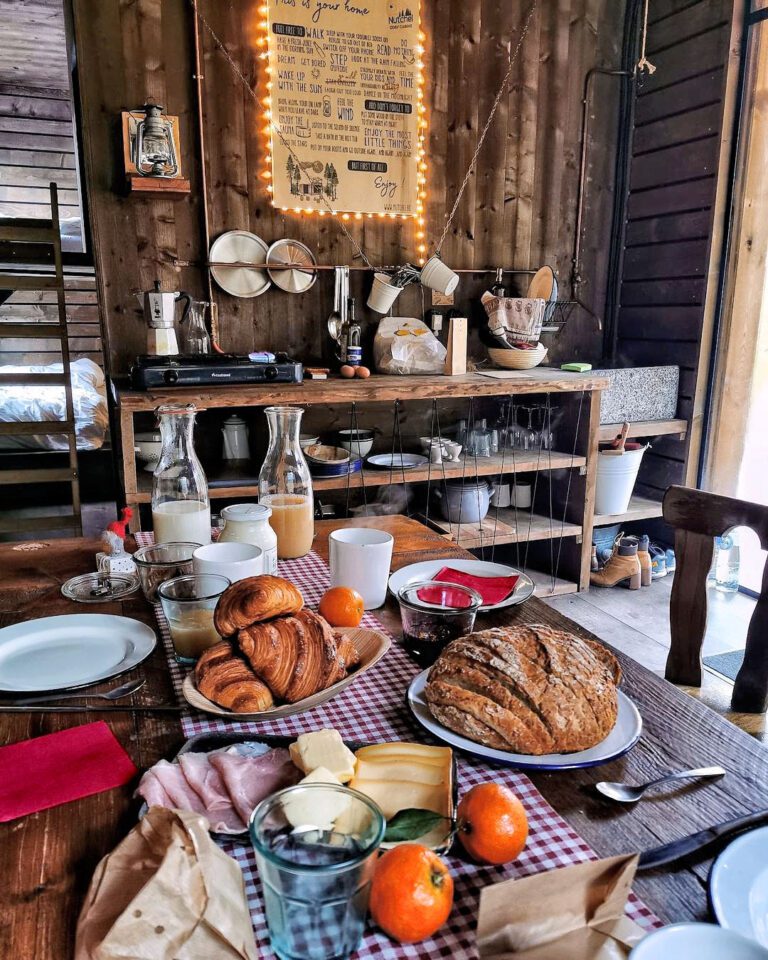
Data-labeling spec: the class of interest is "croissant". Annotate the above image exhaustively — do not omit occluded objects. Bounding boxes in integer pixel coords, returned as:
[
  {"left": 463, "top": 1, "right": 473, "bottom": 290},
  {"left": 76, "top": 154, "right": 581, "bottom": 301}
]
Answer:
[
  {"left": 214, "top": 575, "right": 304, "bottom": 636},
  {"left": 195, "top": 640, "right": 274, "bottom": 713},
  {"left": 237, "top": 610, "right": 348, "bottom": 703}
]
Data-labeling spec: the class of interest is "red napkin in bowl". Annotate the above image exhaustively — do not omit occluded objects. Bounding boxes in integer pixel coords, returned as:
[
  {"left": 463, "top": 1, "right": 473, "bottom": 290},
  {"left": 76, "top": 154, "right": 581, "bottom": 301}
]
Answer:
[
  {"left": 0, "top": 721, "right": 137, "bottom": 822},
  {"left": 430, "top": 566, "right": 520, "bottom": 606}
]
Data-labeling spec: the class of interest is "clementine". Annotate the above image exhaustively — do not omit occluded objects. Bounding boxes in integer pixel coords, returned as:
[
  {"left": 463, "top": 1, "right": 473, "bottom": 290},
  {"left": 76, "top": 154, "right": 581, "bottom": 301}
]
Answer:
[
  {"left": 369, "top": 843, "right": 453, "bottom": 943},
  {"left": 456, "top": 782, "right": 528, "bottom": 865},
  {"left": 318, "top": 586, "right": 364, "bottom": 627}
]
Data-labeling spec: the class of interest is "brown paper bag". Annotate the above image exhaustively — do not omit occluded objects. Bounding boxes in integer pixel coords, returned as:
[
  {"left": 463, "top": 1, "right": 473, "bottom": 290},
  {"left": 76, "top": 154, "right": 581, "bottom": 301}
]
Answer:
[
  {"left": 477, "top": 855, "right": 647, "bottom": 960},
  {"left": 75, "top": 806, "right": 258, "bottom": 960}
]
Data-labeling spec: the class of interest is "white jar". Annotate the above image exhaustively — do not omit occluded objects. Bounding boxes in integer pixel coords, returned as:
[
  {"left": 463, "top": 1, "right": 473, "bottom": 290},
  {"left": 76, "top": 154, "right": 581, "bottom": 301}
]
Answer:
[{"left": 218, "top": 503, "right": 278, "bottom": 574}]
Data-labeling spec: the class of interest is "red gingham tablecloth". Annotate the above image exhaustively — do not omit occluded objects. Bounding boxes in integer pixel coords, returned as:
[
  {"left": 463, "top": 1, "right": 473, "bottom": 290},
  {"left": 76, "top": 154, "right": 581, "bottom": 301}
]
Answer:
[{"left": 136, "top": 533, "right": 661, "bottom": 956}]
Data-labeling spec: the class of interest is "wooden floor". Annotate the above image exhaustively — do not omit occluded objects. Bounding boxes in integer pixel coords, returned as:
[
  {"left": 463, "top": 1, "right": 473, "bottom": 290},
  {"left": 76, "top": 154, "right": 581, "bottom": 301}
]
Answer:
[{"left": 546, "top": 578, "right": 766, "bottom": 740}]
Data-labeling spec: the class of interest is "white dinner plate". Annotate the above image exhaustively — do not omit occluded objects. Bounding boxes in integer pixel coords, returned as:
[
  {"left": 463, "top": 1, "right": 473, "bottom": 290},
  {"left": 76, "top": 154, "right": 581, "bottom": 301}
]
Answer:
[
  {"left": 209, "top": 230, "right": 270, "bottom": 298},
  {"left": 630, "top": 923, "right": 768, "bottom": 960},
  {"left": 388, "top": 558, "right": 535, "bottom": 612},
  {"left": 710, "top": 826, "right": 768, "bottom": 947},
  {"left": 407, "top": 669, "right": 642, "bottom": 770},
  {"left": 366, "top": 453, "right": 429, "bottom": 470},
  {"left": 0, "top": 614, "right": 157, "bottom": 692}
]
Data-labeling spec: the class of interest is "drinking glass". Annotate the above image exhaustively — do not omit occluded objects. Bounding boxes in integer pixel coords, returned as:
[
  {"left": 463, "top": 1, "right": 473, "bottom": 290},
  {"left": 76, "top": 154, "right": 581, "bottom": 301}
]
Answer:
[
  {"left": 158, "top": 573, "right": 230, "bottom": 664},
  {"left": 250, "top": 784, "right": 386, "bottom": 960},
  {"left": 133, "top": 541, "right": 199, "bottom": 602}
]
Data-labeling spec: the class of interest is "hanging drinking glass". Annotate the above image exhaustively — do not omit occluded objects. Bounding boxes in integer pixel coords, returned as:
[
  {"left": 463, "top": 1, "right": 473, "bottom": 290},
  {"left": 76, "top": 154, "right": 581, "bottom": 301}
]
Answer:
[
  {"left": 258, "top": 406, "right": 314, "bottom": 559},
  {"left": 152, "top": 403, "right": 212, "bottom": 545}
]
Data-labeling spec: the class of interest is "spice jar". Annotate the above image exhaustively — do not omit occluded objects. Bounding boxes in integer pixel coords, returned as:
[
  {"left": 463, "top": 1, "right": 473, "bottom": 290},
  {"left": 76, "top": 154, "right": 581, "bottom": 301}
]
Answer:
[{"left": 218, "top": 503, "right": 278, "bottom": 574}]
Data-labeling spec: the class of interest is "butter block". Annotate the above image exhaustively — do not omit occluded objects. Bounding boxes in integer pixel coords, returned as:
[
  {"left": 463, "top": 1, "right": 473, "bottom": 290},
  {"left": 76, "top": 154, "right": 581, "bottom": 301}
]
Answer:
[
  {"left": 289, "top": 729, "right": 357, "bottom": 782},
  {"left": 283, "top": 767, "right": 350, "bottom": 830}
]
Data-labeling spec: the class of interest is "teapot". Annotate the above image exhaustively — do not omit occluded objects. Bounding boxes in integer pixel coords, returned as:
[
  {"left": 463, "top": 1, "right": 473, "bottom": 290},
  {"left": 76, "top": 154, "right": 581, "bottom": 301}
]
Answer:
[{"left": 222, "top": 415, "right": 249, "bottom": 461}]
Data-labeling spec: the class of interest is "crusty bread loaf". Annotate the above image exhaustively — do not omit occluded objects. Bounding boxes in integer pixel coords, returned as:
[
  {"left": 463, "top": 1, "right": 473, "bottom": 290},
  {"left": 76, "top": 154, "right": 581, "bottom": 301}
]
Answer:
[
  {"left": 195, "top": 640, "right": 274, "bottom": 712},
  {"left": 213, "top": 575, "right": 303, "bottom": 636},
  {"left": 424, "top": 624, "right": 620, "bottom": 755},
  {"left": 237, "top": 609, "right": 348, "bottom": 703}
]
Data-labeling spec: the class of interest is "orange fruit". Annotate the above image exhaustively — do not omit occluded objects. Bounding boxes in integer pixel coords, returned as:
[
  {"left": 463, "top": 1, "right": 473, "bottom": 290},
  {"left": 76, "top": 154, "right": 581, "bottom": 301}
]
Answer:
[
  {"left": 369, "top": 843, "right": 453, "bottom": 943},
  {"left": 457, "top": 782, "right": 528, "bottom": 865},
  {"left": 318, "top": 586, "right": 364, "bottom": 627}
]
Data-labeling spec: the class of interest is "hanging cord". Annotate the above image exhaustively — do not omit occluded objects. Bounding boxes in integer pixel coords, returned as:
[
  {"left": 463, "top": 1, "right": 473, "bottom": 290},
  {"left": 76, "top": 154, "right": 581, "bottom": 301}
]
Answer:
[
  {"left": 544, "top": 398, "right": 555, "bottom": 594},
  {"left": 190, "top": 1, "right": 376, "bottom": 269},
  {"left": 522, "top": 401, "right": 545, "bottom": 573},
  {"left": 387, "top": 400, "right": 411, "bottom": 517},
  {"left": 509, "top": 396, "right": 521, "bottom": 570},
  {"left": 434, "top": 3, "right": 537, "bottom": 257},
  {"left": 553, "top": 389, "right": 586, "bottom": 583},
  {"left": 636, "top": 0, "right": 656, "bottom": 76},
  {"left": 423, "top": 398, "right": 448, "bottom": 533},
  {"left": 343, "top": 403, "right": 368, "bottom": 518},
  {"left": 489, "top": 399, "right": 513, "bottom": 564}
]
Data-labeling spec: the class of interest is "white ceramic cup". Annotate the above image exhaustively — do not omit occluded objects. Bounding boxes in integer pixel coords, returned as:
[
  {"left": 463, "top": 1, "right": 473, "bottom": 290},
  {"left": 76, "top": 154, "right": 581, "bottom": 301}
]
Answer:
[
  {"left": 490, "top": 482, "right": 511, "bottom": 508},
  {"left": 192, "top": 541, "right": 263, "bottom": 583},
  {"left": 328, "top": 528, "right": 394, "bottom": 609},
  {"left": 367, "top": 272, "right": 404, "bottom": 313},
  {"left": 511, "top": 481, "right": 532, "bottom": 509},
  {"left": 420, "top": 255, "right": 460, "bottom": 296}
]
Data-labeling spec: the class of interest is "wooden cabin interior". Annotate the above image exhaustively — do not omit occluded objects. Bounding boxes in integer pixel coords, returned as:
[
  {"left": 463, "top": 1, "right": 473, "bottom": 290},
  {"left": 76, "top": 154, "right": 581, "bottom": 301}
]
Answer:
[{"left": 1, "top": 1, "right": 767, "bottom": 957}]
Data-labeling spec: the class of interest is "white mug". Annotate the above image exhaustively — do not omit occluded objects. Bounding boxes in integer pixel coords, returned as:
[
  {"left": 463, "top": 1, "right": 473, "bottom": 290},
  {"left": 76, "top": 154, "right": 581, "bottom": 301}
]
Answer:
[
  {"left": 328, "top": 528, "right": 394, "bottom": 609},
  {"left": 193, "top": 541, "right": 263, "bottom": 583},
  {"left": 490, "top": 482, "right": 511, "bottom": 508}
]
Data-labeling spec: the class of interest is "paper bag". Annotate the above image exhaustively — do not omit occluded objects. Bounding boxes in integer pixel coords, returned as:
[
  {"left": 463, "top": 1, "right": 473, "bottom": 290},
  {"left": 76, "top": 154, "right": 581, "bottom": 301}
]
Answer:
[
  {"left": 75, "top": 806, "right": 258, "bottom": 960},
  {"left": 477, "top": 855, "right": 647, "bottom": 960},
  {"left": 373, "top": 316, "right": 447, "bottom": 375}
]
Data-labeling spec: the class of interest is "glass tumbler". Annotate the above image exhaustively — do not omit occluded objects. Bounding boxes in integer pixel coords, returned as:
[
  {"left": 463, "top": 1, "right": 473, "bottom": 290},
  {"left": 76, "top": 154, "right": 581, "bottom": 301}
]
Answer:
[
  {"left": 157, "top": 573, "right": 230, "bottom": 664},
  {"left": 250, "top": 784, "right": 385, "bottom": 960}
]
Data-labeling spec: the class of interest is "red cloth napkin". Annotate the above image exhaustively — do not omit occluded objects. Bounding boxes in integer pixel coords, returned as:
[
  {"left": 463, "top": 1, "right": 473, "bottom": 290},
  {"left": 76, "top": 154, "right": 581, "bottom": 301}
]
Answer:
[
  {"left": 0, "top": 721, "right": 137, "bottom": 822},
  {"left": 428, "top": 566, "right": 520, "bottom": 606}
]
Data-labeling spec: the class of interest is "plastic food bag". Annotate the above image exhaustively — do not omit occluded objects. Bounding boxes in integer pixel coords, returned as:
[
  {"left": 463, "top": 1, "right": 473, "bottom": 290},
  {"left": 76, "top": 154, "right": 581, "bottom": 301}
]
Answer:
[{"left": 373, "top": 317, "right": 447, "bottom": 375}]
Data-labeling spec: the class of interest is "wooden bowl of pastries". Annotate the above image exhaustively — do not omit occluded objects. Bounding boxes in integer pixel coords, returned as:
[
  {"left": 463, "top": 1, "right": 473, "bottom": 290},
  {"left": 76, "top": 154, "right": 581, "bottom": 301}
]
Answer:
[{"left": 182, "top": 574, "right": 390, "bottom": 719}]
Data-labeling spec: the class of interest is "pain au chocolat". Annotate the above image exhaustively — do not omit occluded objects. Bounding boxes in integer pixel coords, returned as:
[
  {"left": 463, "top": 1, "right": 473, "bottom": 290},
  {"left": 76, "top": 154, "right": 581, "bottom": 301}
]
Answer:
[
  {"left": 424, "top": 624, "right": 621, "bottom": 755},
  {"left": 213, "top": 575, "right": 303, "bottom": 636}
]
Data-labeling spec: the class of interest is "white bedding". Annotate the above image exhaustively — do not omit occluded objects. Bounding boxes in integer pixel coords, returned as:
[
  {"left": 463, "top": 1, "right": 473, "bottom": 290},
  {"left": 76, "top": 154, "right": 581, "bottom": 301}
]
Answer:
[{"left": 0, "top": 358, "right": 109, "bottom": 451}]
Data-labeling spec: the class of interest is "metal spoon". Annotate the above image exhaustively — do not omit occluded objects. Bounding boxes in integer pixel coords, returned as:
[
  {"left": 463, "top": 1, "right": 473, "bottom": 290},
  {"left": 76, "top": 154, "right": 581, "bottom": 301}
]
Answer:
[
  {"left": 10, "top": 677, "right": 146, "bottom": 707},
  {"left": 596, "top": 766, "right": 726, "bottom": 803}
]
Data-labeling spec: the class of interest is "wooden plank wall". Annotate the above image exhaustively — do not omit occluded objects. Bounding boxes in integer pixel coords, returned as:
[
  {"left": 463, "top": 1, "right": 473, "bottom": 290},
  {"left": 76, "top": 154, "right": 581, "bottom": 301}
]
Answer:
[
  {"left": 616, "top": 0, "right": 733, "bottom": 499},
  {"left": 71, "top": 0, "right": 626, "bottom": 376}
]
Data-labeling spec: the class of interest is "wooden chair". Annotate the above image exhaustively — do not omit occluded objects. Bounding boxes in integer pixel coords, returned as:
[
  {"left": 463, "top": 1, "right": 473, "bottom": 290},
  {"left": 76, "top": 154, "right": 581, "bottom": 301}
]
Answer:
[{"left": 663, "top": 485, "right": 768, "bottom": 713}]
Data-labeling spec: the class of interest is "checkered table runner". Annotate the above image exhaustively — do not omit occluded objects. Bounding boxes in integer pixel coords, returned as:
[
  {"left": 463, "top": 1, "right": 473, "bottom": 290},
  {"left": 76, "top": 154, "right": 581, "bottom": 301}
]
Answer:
[{"left": 136, "top": 532, "right": 661, "bottom": 956}]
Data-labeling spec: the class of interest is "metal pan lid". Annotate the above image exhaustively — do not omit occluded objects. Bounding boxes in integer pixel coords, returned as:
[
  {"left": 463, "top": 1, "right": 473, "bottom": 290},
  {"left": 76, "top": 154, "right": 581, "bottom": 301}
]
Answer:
[
  {"left": 209, "top": 230, "right": 271, "bottom": 298},
  {"left": 266, "top": 238, "right": 318, "bottom": 293}
]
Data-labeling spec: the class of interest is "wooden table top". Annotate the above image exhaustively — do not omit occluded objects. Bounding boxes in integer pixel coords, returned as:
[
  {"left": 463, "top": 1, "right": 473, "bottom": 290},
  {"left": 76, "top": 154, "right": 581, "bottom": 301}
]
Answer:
[{"left": 1, "top": 515, "right": 766, "bottom": 957}]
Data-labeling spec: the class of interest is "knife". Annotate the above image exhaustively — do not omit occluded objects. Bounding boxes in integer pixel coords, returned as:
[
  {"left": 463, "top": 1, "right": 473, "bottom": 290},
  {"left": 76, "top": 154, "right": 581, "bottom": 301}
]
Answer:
[{"left": 638, "top": 808, "right": 768, "bottom": 870}]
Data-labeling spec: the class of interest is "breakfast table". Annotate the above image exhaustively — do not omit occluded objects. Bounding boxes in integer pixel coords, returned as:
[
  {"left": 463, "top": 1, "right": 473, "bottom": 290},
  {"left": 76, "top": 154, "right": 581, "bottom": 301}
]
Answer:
[{"left": 1, "top": 514, "right": 767, "bottom": 957}]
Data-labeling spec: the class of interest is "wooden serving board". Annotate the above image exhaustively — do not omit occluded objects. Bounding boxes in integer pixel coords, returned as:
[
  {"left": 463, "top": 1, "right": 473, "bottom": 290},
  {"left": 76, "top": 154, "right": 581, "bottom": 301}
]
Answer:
[{"left": 182, "top": 627, "right": 390, "bottom": 720}]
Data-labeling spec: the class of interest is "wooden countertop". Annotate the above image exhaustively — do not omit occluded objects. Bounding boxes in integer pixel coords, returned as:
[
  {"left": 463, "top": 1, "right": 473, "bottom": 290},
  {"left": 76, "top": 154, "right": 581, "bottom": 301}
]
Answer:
[
  {"left": 1, "top": 516, "right": 766, "bottom": 956},
  {"left": 116, "top": 370, "right": 610, "bottom": 410}
]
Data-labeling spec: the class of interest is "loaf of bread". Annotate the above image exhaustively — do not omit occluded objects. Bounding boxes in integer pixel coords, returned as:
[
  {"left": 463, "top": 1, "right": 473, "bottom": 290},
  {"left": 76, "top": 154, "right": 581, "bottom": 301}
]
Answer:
[
  {"left": 195, "top": 640, "right": 275, "bottom": 712},
  {"left": 238, "top": 609, "right": 350, "bottom": 703},
  {"left": 424, "top": 624, "right": 621, "bottom": 755},
  {"left": 214, "top": 575, "right": 304, "bottom": 636}
]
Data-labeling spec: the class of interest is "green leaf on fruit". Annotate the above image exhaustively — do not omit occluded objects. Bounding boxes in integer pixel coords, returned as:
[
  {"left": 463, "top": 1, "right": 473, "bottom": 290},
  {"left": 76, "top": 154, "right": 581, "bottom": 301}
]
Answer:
[{"left": 383, "top": 808, "right": 448, "bottom": 842}]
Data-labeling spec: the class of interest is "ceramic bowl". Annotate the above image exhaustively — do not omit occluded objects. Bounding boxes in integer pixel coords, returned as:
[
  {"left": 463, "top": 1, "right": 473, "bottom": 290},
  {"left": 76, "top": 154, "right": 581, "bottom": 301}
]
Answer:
[
  {"left": 338, "top": 429, "right": 374, "bottom": 458},
  {"left": 488, "top": 343, "right": 548, "bottom": 370},
  {"left": 630, "top": 923, "right": 768, "bottom": 960},
  {"left": 305, "top": 444, "right": 351, "bottom": 465},
  {"left": 299, "top": 433, "right": 320, "bottom": 450}
]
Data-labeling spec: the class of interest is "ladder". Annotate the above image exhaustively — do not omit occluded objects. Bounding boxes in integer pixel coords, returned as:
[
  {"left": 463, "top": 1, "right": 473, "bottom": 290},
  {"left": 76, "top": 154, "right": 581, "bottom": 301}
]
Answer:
[{"left": 0, "top": 183, "right": 82, "bottom": 536}]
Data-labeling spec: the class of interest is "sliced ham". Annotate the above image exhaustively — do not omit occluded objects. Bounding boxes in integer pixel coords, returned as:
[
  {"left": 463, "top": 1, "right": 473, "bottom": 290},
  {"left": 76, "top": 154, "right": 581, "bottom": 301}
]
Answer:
[
  {"left": 178, "top": 753, "right": 246, "bottom": 834},
  {"left": 135, "top": 769, "right": 174, "bottom": 809},
  {"left": 144, "top": 759, "right": 208, "bottom": 814},
  {"left": 211, "top": 747, "right": 301, "bottom": 825}
]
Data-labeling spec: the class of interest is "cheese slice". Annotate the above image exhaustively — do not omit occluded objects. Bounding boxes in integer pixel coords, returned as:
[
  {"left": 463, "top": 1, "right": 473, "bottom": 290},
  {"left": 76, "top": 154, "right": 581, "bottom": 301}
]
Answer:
[
  {"left": 355, "top": 742, "right": 452, "bottom": 766},
  {"left": 289, "top": 729, "right": 357, "bottom": 782},
  {"left": 354, "top": 757, "right": 447, "bottom": 786},
  {"left": 348, "top": 777, "right": 448, "bottom": 821},
  {"left": 283, "top": 766, "right": 350, "bottom": 830}
]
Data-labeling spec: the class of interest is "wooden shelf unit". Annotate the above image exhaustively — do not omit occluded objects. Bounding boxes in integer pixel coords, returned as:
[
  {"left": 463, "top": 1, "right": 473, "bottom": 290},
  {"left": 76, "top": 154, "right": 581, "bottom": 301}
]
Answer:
[
  {"left": 422, "top": 510, "right": 582, "bottom": 549},
  {"left": 593, "top": 494, "right": 664, "bottom": 527},
  {"left": 116, "top": 370, "right": 608, "bottom": 592},
  {"left": 598, "top": 419, "right": 688, "bottom": 443}
]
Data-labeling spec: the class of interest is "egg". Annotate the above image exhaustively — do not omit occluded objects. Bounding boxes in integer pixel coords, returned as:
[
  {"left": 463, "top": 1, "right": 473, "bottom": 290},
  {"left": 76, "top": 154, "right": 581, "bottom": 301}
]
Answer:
[
  {"left": 355, "top": 366, "right": 371, "bottom": 378},
  {"left": 340, "top": 365, "right": 356, "bottom": 378}
]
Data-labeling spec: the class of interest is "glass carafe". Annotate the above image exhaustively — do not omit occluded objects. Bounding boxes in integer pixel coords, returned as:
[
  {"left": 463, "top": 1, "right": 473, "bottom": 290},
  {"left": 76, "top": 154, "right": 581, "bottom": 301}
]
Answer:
[
  {"left": 151, "top": 403, "right": 212, "bottom": 545},
  {"left": 258, "top": 406, "right": 314, "bottom": 559},
  {"left": 181, "top": 299, "right": 211, "bottom": 355}
]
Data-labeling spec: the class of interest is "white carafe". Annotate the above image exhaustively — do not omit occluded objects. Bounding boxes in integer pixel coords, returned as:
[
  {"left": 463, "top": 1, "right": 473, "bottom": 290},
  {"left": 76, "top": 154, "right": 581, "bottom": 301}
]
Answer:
[
  {"left": 218, "top": 503, "right": 278, "bottom": 574},
  {"left": 151, "top": 403, "right": 211, "bottom": 545}
]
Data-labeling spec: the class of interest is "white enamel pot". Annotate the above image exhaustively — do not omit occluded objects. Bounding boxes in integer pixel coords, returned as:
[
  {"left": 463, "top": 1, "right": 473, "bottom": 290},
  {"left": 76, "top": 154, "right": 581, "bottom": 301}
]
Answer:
[{"left": 435, "top": 479, "right": 494, "bottom": 524}]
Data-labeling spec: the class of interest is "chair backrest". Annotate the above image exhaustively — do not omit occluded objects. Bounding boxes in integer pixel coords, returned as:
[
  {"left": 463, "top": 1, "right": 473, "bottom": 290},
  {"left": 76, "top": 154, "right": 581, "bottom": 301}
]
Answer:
[{"left": 663, "top": 485, "right": 768, "bottom": 713}]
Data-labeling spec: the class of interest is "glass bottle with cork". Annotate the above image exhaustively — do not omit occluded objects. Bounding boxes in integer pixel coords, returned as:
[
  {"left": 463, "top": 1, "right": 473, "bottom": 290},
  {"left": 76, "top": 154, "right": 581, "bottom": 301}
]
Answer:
[{"left": 344, "top": 297, "right": 361, "bottom": 367}]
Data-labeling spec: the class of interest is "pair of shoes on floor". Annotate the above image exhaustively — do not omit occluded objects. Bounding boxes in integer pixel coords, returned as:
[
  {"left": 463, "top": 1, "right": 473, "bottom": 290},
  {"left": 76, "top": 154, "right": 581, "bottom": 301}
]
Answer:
[
  {"left": 649, "top": 544, "right": 676, "bottom": 579},
  {"left": 590, "top": 536, "right": 643, "bottom": 590}
]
